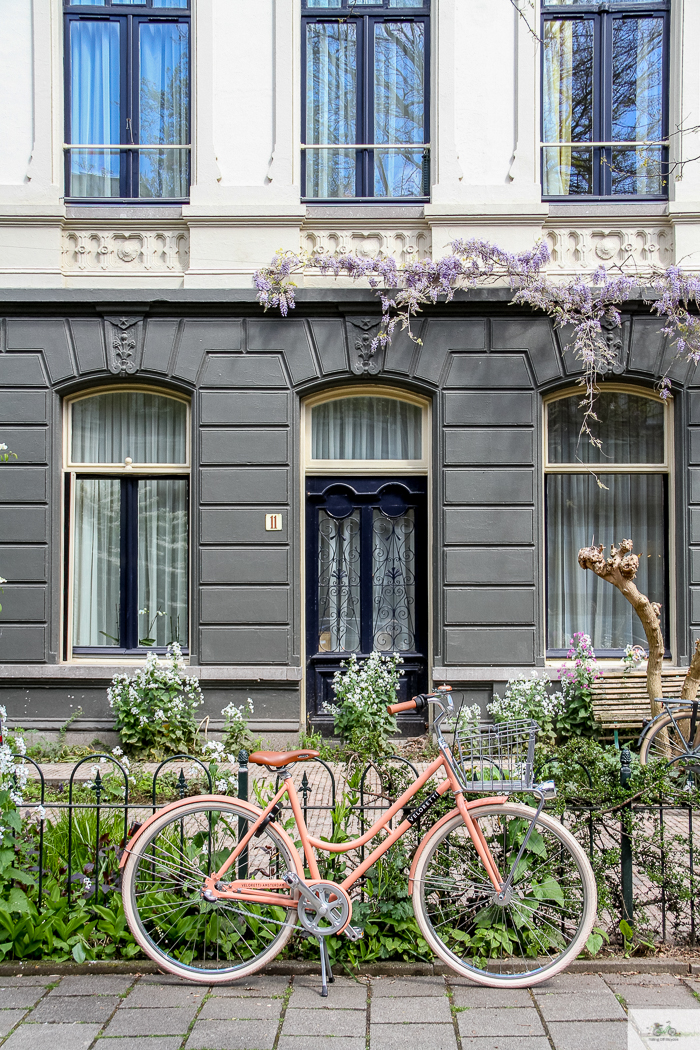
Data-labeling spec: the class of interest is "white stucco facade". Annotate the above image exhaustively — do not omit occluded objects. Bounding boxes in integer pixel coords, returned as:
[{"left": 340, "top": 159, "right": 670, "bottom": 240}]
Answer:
[{"left": 0, "top": 0, "right": 696, "bottom": 288}]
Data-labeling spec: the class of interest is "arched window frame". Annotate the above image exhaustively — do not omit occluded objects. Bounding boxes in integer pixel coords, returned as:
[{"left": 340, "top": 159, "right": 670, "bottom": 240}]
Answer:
[
  {"left": 543, "top": 382, "right": 674, "bottom": 658},
  {"left": 63, "top": 386, "right": 191, "bottom": 661},
  {"left": 302, "top": 385, "right": 431, "bottom": 475}
]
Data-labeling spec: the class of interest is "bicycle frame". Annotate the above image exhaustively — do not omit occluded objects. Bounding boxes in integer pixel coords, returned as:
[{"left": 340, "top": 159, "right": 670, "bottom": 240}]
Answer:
[
  {"left": 637, "top": 698, "right": 700, "bottom": 753},
  {"left": 199, "top": 751, "right": 506, "bottom": 908}
]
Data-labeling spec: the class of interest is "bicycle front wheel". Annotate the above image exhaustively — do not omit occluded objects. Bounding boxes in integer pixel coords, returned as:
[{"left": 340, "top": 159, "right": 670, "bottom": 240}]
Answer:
[
  {"left": 122, "top": 799, "right": 298, "bottom": 983},
  {"left": 412, "top": 802, "right": 596, "bottom": 988},
  {"left": 639, "top": 710, "right": 700, "bottom": 787}
]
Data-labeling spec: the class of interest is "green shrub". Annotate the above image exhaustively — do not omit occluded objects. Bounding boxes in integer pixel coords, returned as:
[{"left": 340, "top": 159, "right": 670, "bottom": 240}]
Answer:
[{"left": 324, "top": 651, "right": 402, "bottom": 758}]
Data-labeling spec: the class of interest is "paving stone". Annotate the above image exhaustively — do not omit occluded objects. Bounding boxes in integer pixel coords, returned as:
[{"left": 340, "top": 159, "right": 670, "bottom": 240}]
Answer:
[
  {"left": 49, "top": 975, "right": 135, "bottom": 996},
  {"left": 121, "top": 984, "right": 207, "bottom": 1009},
  {"left": 0, "top": 1010, "right": 27, "bottom": 1037},
  {"left": 0, "top": 986, "right": 47, "bottom": 1009},
  {"left": 186, "top": 1018, "right": 279, "bottom": 1049},
  {"left": 278, "top": 1039, "right": 364, "bottom": 1050},
  {"left": 535, "top": 990, "right": 626, "bottom": 1022},
  {"left": 458, "top": 1007, "right": 545, "bottom": 1038},
  {"left": 548, "top": 1020, "right": 628, "bottom": 1050},
  {"left": 283, "top": 1007, "right": 366, "bottom": 1037},
  {"left": 207, "top": 976, "right": 290, "bottom": 997},
  {"left": 0, "top": 977, "right": 56, "bottom": 987},
  {"left": 533, "top": 973, "right": 610, "bottom": 994},
  {"left": 2, "top": 1022, "right": 103, "bottom": 1050},
  {"left": 138, "top": 974, "right": 207, "bottom": 986},
  {"left": 30, "top": 994, "right": 120, "bottom": 1023},
  {"left": 369, "top": 1022, "right": 457, "bottom": 1050},
  {"left": 452, "top": 985, "right": 532, "bottom": 1008},
  {"left": 198, "top": 996, "right": 284, "bottom": 1020},
  {"left": 605, "top": 977, "right": 700, "bottom": 1008},
  {"left": 371, "top": 976, "right": 446, "bottom": 997},
  {"left": 371, "top": 994, "right": 452, "bottom": 1024},
  {"left": 288, "top": 982, "right": 366, "bottom": 1009},
  {"left": 94, "top": 1040, "right": 183, "bottom": 1050},
  {"left": 604, "top": 972, "right": 689, "bottom": 988},
  {"left": 459, "top": 1040, "right": 552, "bottom": 1050},
  {"left": 104, "top": 1005, "right": 200, "bottom": 1037}
]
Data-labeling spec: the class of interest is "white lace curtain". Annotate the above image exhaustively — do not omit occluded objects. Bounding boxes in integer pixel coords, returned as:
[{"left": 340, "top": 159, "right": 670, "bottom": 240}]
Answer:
[
  {"left": 312, "top": 397, "right": 422, "bottom": 460},
  {"left": 72, "top": 392, "right": 186, "bottom": 464}
]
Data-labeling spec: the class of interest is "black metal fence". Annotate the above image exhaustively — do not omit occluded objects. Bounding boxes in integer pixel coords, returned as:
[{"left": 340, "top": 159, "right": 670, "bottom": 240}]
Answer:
[{"left": 10, "top": 748, "right": 700, "bottom": 947}]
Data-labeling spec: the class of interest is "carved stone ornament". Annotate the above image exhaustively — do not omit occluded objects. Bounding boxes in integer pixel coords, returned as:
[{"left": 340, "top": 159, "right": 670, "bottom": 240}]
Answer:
[
  {"left": 104, "top": 315, "right": 142, "bottom": 376},
  {"left": 348, "top": 317, "right": 383, "bottom": 376},
  {"left": 595, "top": 316, "right": 629, "bottom": 375}
]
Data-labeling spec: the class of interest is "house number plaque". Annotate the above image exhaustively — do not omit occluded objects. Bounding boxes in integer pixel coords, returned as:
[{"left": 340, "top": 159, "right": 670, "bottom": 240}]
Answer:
[{"left": 265, "top": 513, "right": 283, "bottom": 531}]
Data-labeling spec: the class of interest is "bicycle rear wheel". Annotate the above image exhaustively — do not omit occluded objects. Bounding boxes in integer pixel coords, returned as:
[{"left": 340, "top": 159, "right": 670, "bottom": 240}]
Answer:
[
  {"left": 639, "top": 710, "right": 700, "bottom": 787},
  {"left": 122, "top": 799, "right": 298, "bottom": 983},
  {"left": 412, "top": 802, "right": 596, "bottom": 988}
]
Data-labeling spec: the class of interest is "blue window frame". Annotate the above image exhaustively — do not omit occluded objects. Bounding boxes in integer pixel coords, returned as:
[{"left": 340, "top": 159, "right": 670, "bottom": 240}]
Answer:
[
  {"left": 64, "top": 0, "right": 190, "bottom": 201},
  {"left": 302, "top": 0, "right": 430, "bottom": 201},
  {"left": 541, "top": 0, "right": 669, "bottom": 199}
]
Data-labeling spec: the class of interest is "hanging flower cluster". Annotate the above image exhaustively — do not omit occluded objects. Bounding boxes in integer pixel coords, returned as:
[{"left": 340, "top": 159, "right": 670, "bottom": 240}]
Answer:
[{"left": 254, "top": 241, "right": 700, "bottom": 441}]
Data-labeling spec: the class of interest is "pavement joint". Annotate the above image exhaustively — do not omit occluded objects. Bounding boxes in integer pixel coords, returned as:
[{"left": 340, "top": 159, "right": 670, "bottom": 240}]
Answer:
[
  {"left": 444, "top": 977, "right": 463, "bottom": 1050},
  {"left": 527, "top": 985, "right": 556, "bottom": 1050},
  {"left": 271, "top": 978, "right": 292, "bottom": 1050}
]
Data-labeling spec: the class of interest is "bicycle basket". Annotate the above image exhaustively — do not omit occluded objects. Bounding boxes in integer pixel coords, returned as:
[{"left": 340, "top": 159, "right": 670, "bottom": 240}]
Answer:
[{"left": 452, "top": 718, "right": 539, "bottom": 792}]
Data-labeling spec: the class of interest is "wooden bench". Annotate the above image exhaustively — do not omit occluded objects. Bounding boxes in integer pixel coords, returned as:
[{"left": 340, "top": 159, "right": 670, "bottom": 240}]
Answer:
[{"left": 591, "top": 670, "right": 686, "bottom": 743}]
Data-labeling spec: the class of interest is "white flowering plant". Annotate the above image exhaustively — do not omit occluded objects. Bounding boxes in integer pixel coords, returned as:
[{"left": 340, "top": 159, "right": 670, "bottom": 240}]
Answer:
[
  {"left": 324, "top": 651, "right": 402, "bottom": 756},
  {"left": 107, "top": 643, "right": 204, "bottom": 756},
  {"left": 221, "top": 698, "right": 260, "bottom": 756},
  {"left": 488, "top": 671, "right": 564, "bottom": 742}
]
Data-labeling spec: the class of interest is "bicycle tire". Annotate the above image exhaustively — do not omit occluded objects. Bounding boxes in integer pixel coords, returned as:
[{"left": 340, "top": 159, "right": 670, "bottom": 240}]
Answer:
[
  {"left": 411, "top": 801, "right": 597, "bottom": 988},
  {"left": 639, "top": 710, "right": 699, "bottom": 786},
  {"left": 122, "top": 799, "right": 298, "bottom": 983}
]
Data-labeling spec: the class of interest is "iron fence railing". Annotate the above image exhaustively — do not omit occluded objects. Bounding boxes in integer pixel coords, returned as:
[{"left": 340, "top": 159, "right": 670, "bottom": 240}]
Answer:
[{"left": 8, "top": 748, "right": 700, "bottom": 948}]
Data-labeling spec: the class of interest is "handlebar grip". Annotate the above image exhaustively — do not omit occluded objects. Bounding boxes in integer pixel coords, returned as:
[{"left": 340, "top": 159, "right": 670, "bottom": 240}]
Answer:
[{"left": 387, "top": 699, "right": 417, "bottom": 715}]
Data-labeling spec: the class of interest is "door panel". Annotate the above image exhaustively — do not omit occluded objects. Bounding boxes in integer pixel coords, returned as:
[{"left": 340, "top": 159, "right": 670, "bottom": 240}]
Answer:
[{"left": 306, "top": 476, "right": 428, "bottom": 733}]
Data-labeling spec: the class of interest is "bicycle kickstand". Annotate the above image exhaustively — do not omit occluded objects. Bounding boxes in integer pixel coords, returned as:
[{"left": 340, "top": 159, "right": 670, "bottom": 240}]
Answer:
[{"left": 318, "top": 937, "right": 334, "bottom": 997}]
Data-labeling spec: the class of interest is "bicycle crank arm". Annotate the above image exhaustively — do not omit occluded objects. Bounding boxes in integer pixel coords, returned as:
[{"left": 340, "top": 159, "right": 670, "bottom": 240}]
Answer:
[{"left": 282, "top": 871, "right": 326, "bottom": 913}]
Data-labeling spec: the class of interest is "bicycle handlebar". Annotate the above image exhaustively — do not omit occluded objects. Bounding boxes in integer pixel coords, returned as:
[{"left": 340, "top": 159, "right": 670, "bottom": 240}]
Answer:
[{"left": 387, "top": 686, "right": 452, "bottom": 717}]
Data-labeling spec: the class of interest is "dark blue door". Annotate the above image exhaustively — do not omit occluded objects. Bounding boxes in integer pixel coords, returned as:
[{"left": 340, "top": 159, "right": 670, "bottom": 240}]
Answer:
[{"left": 306, "top": 476, "right": 428, "bottom": 733}]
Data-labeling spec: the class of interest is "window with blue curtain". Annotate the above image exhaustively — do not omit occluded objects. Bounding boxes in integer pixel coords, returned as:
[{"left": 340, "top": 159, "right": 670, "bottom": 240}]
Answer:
[
  {"left": 541, "top": 0, "right": 669, "bottom": 199},
  {"left": 65, "top": 0, "right": 190, "bottom": 200},
  {"left": 302, "top": 0, "right": 430, "bottom": 200},
  {"left": 545, "top": 391, "right": 669, "bottom": 654}
]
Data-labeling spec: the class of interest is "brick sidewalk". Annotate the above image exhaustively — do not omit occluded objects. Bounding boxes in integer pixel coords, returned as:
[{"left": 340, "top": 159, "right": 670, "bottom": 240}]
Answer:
[{"left": 0, "top": 971, "right": 697, "bottom": 1050}]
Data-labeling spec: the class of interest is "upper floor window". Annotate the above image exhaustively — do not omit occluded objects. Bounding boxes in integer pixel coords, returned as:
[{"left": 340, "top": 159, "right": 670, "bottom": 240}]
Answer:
[
  {"left": 64, "top": 0, "right": 190, "bottom": 201},
  {"left": 302, "top": 0, "right": 430, "bottom": 201},
  {"left": 545, "top": 388, "right": 670, "bottom": 655},
  {"left": 65, "top": 389, "right": 190, "bottom": 658},
  {"left": 542, "top": 0, "right": 668, "bottom": 199}
]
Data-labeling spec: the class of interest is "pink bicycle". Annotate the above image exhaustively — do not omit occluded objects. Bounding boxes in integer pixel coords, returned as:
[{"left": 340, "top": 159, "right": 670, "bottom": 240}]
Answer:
[{"left": 121, "top": 688, "right": 596, "bottom": 993}]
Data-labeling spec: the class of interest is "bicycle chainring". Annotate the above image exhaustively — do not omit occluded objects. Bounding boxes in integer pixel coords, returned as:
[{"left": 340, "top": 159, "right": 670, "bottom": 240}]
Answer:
[{"left": 297, "top": 881, "right": 351, "bottom": 937}]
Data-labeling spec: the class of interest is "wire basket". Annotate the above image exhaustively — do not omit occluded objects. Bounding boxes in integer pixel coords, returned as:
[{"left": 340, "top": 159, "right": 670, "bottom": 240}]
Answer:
[{"left": 451, "top": 718, "right": 539, "bottom": 792}]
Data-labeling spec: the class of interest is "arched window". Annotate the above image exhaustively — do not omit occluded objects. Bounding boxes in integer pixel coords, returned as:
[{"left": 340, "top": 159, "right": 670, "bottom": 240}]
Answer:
[
  {"left": 65, "top": 389, "right": 189, "bottom": 657},
  {"left": 305, "top": 388, "right": 429, "bottom": 472},
  {"left": 545, "top": 388, "right": 670, "bottom": 654}
]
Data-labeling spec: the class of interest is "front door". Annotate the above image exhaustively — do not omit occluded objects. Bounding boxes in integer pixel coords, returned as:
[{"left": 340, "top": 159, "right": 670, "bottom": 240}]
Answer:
[{"left": 306, "top": 476, "right": 428, "bottom": 733}]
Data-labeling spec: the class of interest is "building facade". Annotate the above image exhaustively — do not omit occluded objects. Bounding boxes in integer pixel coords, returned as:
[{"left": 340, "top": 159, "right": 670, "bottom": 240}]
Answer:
[{"left": 0, "top": 0, "right": 698, "bottom": 740}]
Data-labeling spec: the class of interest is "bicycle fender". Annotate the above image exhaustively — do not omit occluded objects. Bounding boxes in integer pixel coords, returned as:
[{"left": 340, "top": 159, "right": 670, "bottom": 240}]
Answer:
[
  {"left": 407, "top": 796, "right": 505, "bottom": 894},
  {"left": 118, "top": 794, "right": 305, "bottom": 878}
]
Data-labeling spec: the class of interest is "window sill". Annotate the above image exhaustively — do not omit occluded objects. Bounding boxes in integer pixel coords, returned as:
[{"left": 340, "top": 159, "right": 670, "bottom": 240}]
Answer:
[
  {"left": 546, "top": 202, "right": 669, "bottom": 219},
  {"left": 0, "top": 664, "right": 303, "bottom": 681},
  {"left": 65, "top": 205, "right": 185, "bottom": 220},
  {"left": 305, "top": 204, "right": 426, "bottom": 220}
]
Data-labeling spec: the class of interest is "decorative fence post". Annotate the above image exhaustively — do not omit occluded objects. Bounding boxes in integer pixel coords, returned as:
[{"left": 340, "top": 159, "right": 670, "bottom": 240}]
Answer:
[
  {"left": 620, "top": 746, "right": 634, "bottom": 925},
  {"left": 237, "top": 749, "right": 249, "bottom": 879}
]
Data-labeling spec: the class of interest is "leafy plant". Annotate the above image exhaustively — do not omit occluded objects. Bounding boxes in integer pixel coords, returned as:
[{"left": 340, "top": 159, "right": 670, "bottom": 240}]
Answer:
[
  {"left": 556, "top": 632, "right": 600, "bottom": 740},
  {"left": 107, "top": 643, "right": 204, "bottom": 757},
  {"left": 324, "top": 651, "right": 402, "bottom": 758},
  {"left": 488, "top": 671, "right": 564, "bottom": 742}
]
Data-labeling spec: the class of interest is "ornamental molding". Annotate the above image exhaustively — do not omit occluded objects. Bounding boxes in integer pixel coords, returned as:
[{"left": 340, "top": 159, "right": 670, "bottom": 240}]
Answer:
[
  {"left": 544, "top": 224, "right": 673, "bottom": 272},
  {"left": 62, "top": 228, "right": 189, "bottom": 273},
  {"left": 302, "top": 225, "right": 431, "bottom": 265},
  {"left": 346, "top": 316, "right": 384, "bottom": 376},
  {"left": 100, "top": 314, "right": 145, "bottom": 376}
]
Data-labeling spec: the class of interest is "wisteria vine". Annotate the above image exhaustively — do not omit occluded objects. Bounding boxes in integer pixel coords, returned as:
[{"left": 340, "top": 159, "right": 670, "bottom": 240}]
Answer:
[{"left": 254, "top": 240, "right": 700, "bottom": 446}]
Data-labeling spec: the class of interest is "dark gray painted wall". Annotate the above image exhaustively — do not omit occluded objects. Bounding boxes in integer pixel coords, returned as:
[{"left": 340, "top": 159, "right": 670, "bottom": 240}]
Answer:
[{"left": 0, "top": 305, "right": 688, "bottom": 731}]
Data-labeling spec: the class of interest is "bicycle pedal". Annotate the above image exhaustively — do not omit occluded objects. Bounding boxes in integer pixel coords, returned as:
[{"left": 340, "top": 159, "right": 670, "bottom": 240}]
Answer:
[{"left": 343, "top": 925, "right": 364, "bottom": 941}]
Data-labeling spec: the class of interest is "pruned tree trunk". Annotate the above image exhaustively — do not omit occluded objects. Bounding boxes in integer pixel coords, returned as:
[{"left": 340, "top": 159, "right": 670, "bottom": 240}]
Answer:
[
  {"left": 680, "top": 638, "right": 700, "bottom": 701},
  {"left": 578, "top": 539, "right": 667, "bottom": 718}
]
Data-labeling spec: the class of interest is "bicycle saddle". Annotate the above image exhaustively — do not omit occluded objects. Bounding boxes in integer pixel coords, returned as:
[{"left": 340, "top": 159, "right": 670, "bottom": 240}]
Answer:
[{"left": 248, "top": 749, "right": 320, "bottom": 767}]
